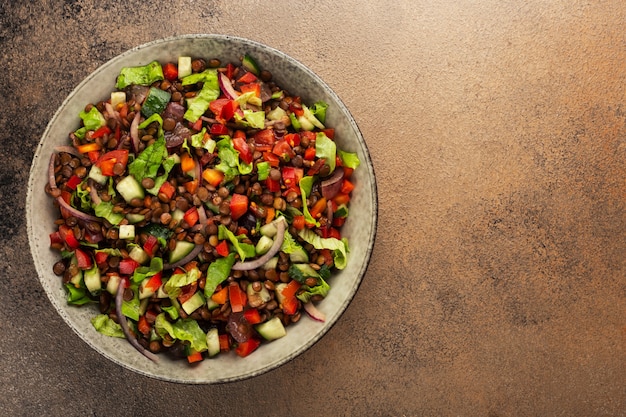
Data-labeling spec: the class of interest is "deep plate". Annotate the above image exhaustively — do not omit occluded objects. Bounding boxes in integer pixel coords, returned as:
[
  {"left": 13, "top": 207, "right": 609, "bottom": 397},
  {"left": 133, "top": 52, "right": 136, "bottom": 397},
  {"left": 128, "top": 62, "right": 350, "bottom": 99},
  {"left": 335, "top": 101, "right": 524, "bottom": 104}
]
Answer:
[{"left": 27, "top": 34, "right": 377, "bottom": 383}]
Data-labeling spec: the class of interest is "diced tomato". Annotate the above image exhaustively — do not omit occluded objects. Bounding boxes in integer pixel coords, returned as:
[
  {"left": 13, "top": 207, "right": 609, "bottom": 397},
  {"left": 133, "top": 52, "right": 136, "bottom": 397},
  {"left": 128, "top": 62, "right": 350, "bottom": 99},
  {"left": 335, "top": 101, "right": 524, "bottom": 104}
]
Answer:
[
  {"left": 158, "top": 181, "right": 176, "bottom": 200},
  {"left": 58, "top": 224, "right": 80, "bottom": 250},
  {"left": 243, "top": 308, "right": 262, "bottom": 325},
  {"left": 281, "top": 167, "right": 303, "bottom": 190},
  {"left": 183, "top": 206, "right": 199, "bottom": 227},
  {"left": 218, "top": 100, "right": 238, "bottom": 123},
  {"left": 49, "top": 231, "right": 63, "bottom": 246},
  {"left": 96, "top": 150, "right": 129, "bottom": 176},
  {"left": 137, "top": 315, "right": 151, "bottom": 336},
  {"left": 265, "top": 178, "right": 281, "bottom": 193},
  {"left": 118, "top": 103, "right": 128, "bottom": 120},
  {"left": 163, "top": 62, "right": 178, "bottom": 81},
  {"left": 118, "top": 258, "right": 140, "bottom": 275},
  {"left": 237, "top": 71, "right": 258, "bottom": 84},
  {"left": 219, "top": 333, "right": 230, "bottom": 352},
  {"left": 229, "top": 193, "right": 248, "bottom": 221},
  {"left": 292, "top": 215, "right": 306, "bottom": 230},
  {"left": 91, "top": 125, "right": 112, "bottom": 139},
  {"left": 300, "top": 131, "right": 316, "bottom": 143},
  {"left": 76, "top": 142, "right": 102, "bottom": 154},
  {"left": 281, "top": 279, "right": 302, "bottom": 299},
  {"left": 332, "top": 216, "right": 346, "bottom": 228},
  {"left": 60, "top": 190, "right": 72, "bottom": 205},
  {"left": 225, "top": 63, "right": 236, "bottom": 79},
  {"left": 240, "top": 82, "right": 261, "bottom": 97},
  {"left": 178, "top": 281, "right": 198, "bottom": 305},
  {"left": 202, "top": 168, "right": 225, "bottom": 187},
  {"left": 94, "top": 251, "right": 109, "bottom": 266},
  {"left": 215, "top": 240, "right": 230, "bottom": 257},
  {"left": 190, "top": 118, "right": 203, "bottom": 132},
  {"left": 210, "top": 123, "right": 229, "bottom": 136},
  {"left": 309, "top": 197, "right": 328, "bottom": 219},
  {"left": 272, "top": 139, "right": 295, "bottom": 160},
  {"left": 284, "top": 133, "right": 300, "bottom": 147},
  {"left": 262, "top": 151, "right": 280, "bottom": 167},
  {"left": 282, "top": 296, "right": 299, "bottom": 315},
  {"left": 235, "top": 338, "right": 261, "bottom": 357},
  {"left": 74, "top": 248, "right": 92, "bottom": 270},
  {"left": 87, "top": 151, "right": 101, "bottom": 164},
  {"left": 180, "top": 153, "right": 196, "bottom": 173},
  {"left": 340, "top": 179, "right": 355, "bottom": 194},
  {"left": 289, "top": 103, "right": 304, "bottom": 117},
  {"left": 322, "top": 128, "right": 335, "bottom": 139},
  {"left": 228, "top": 282, "right": 247, "bottom": 313},
  {"left": 143, "top": 272, "right": 163, "bottom": 293},
  {"left": 209, "top": 98, "right": 231, "bottom": 122},
  {"left": 343, "top": 167, "right": 354, "bottom": 178},
  {"left": 318, "top": 248, "right": 334, "bottom": 267},
  {"left": 303, "top": 146, "right": 316, "bottom": 161},
  {"left": 232, "top": 131, "right": 253, "bottom": 164},
  {"left": 253, "top": 129, "right": 276, "bottom": 150},
  {"left": 211, "top": 286, "right": 229, "bottom": 304},
  {"left": 187, "top": 350, "right": 204, "bottom": 364},
  {"left": 66, "top": 175, "right": 82, "bottom": 190}
]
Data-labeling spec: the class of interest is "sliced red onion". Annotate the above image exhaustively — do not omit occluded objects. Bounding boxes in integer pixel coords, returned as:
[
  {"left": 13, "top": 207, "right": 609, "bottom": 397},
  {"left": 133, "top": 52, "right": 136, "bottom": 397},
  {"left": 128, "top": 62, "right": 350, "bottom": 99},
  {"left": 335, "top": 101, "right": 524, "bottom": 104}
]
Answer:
[
  {"left": 115, "top": 280, "right": 159, "bottom": 362},
  {"left": 197, "top": 204, "right": 208, "bottom": 227},
  {"left": 232, "top": 218, "right": 286, "bottom": 271},
  {"left": 130, "top": 111, "right": 141, "bottom": 153},
  {"left": 56, "top": 196, "right": 101, "bottom": 223},
  {"left": 163, "top": 244, "right": 204, "bottom": 270},
  {"left": 303, "top": 302, "right": 326, "bottom": 322},
  {"left": 218, "top": 72, "right": 240, "bottom": 100},
  {"left": 88, "top": 179, "right": 102, "bottom": 205},
  {"left": 104, "top": 102, "right": 123, "bottom": 126},
  {"left": 321, "top": 166, "right": 344, "bottom": 200}
]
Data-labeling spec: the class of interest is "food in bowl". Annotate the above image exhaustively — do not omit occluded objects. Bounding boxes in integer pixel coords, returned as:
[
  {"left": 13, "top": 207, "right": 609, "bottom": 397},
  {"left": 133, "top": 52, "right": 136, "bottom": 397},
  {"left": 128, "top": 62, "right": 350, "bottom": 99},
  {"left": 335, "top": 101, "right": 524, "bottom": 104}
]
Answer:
[{"left": 45, "top": 52, "right": 361, "bottom": 364}]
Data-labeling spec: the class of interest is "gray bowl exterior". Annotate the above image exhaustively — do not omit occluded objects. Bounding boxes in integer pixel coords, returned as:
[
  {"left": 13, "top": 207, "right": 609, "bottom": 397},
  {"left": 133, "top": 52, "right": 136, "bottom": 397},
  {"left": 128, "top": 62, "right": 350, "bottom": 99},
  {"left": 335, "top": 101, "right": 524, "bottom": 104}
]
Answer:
[{"left": 27, "top": 34, "right": 377, "bottom": 383}]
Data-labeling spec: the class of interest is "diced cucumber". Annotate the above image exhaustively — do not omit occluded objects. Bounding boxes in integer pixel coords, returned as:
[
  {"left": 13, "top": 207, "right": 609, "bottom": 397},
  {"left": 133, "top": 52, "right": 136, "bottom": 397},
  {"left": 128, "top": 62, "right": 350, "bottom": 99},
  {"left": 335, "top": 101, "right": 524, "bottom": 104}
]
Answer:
[
  {"left": 255, "top": 317, "right": 286, "bottom": 341},
  {"left": 178, "top": 56, "right": 192, "bottom": 78},
  {"left": 83, "top": 265, "right": 101, "bottom": 295},
  {"left": 138, "top": 278, "right": 157, "bottom": 300},
  {"left": 262, "top": 256, "right": 278, "bottom": 270},
  {"left": 247, "top": 283, "right": 271, "bottom": 308},
  {"left": 126, "top": 213, "right": 146, "bottom": 224},
  {"left": 169, "top": 240, "right": 196, "bottom": 264},
  {"left": 274, "top": 282, "right": 287, "bottom": 305},
  {"left": 242, "top": 54, "right": 260, "bottom": 75},
  {"left": 128, "top": 245, "right": 149, "bottom": 265},
  {"left": 302, "top": 105, "right": 325, "bottom": 129},
  {"left": 139, "top": 298, "right": 149, "bottom": 316},
  {"left": 170, "top": 208, "right": 185, "bottom": 226},
  {"left": 116, "top": 175, "right": 144, "bottom": 203},
  {"left": 290, "top": 263, "right": 320, "bottom": 279},
  {"left": 206, "top": 297, "right": 219, "bottom": 311},
  {"left": 289, "top": 112, "right": 301, "bottom": 131},
  {"left": 69, "top": 269, "right": 83, "bottom": 287},
  {"left": 88, "top": 165, "right": 108, "bottom": 185},
  {"left": 141, "top": 87, "right": 171, "bottom": 118},
  {"left": 206, "top": 328, "right": 221, "bottom": 357},
  {"left": 156, "top": 281, "right": 169, "bottom": 298},
  {"left": 110, "top": 91, "right": 126, "bottom": 109},
  {"left": 260, "top": 222, "right": 278, "bottom": 237},
  {"left": 267, "top": 106, "right": 287, "bottom": 121},
  {"left": 106, "top": 274, "right": 122, "bottom": 295},
  {"left": 288, "top": 246, "right": 309, "bottom": 263},
  {"left": 181, "top": 291, "right": 205, "bottom": 315},
  {"left": 255, "top": 235, "right": 274, "bottom": 255},
  {"left": 334, "top": 204, "right": 349, "bottom": 218},
  {"left": 118, "top": 224, "right": 135, "bottom": 240},
  {"left": 297, "top": 115, "right": 315, "bottom": 131}
]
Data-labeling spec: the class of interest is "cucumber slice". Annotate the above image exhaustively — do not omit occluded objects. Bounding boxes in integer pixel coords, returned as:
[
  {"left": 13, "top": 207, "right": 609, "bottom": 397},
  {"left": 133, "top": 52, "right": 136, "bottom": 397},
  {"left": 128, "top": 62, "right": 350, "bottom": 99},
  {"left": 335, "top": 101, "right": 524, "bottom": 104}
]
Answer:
[
  {"left": 118, "top": 224, "right": 135, "bottom": 240},
  {"left": 106, "top": 274, "right": 122, "bottom": 295},
  {"left": 128, "top": 245, "right": 149, "bottom": 265},
  {"left": 247, "top": 282, "right": 271, "bottom": 308},
  {"left": 206, "top": 328, "right": 220, "bottom": 357},
  {"left": 83, "top": 266, "right": 101, "bottom": 295},
  {"left": 181, "top": 291, "right": 205, "bottom": 315},
  {"left": 169, "top": 240, "right": 196, "bottom": 264},
  {"left": 255, "top": 235, "right": 274, "bottom": 255},
  {"left": 116, "top": 175, "right": 144, "bottom": 203},
  {"left": 178, "top": 56, "right": 192, "bottom": 78},
  {"left": 255, "top": 317, "right": 286, "bottom": 341},
  {"left": 126, "top": 213, "right": 146, "bottom": 224},
  {"left": 88, "top": 165, "right": 108, "bottom": 185},
  {"left": 141, "top": 87, "right": 171, "bottom": 118},
  {"left": 110, "top": 91, "right": 126, "bottom": 109},
  {"left": 242, "top": 54, "right": 260, "bottom": 75}
]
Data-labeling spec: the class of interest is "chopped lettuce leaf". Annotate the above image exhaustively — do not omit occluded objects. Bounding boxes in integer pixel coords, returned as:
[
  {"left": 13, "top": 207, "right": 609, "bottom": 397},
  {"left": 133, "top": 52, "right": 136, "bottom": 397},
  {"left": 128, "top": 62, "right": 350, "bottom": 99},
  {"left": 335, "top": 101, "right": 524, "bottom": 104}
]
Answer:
[
  {"left": 65, "top": 284, "right": 93, "bottom": 305},
  {"left": 74, "top": 106, "right": 106, "bottom": 138},
  {"left": 297, "top": 228, "right": 349, "bottom": 269},
  {"left": 74, "top": 180, "right": 92, "bottom": 211},
  {"left": 164, "top": 266, "right": 201, "bottom": 298},
  {"left": 121, "top": 284, "right": 140, "bottom": 321},
  {"left": 235, "top": 91, "right": 262, "bottom": 108},
  {"left": 161, "top": 305, "right": 179, "bottom": 320},
  {"left": 94, "top": 201, "right": 125, "bottom": 225},
  {"left": 338, "top": 149, "right": 361, "bottom": 170},
  {"left": 183, "top": 72, "right": 220, "bottom": 122},
  {"left": 181, "top": 69, "right": 218, "bottom": 86},
  {"left": 131, "top": 257, "right": 163, "bottom": 284},
  {"left": 299, "top": 176, "right": 319, "bottom": 227},
  {"left": 302, "top": 104, "right": 325, "bottom": 129},
  {"left": 203, "top": 253, "right": 236, "bottom": 298},
  {"left": 154, "top": 314, "right": 208, "bottom": 353},
  {"left": 296, "top": 276, "right": 330, "bottom": 303},
  {"left": 91, "top": 314, "right": 125, "bottom": 338},
  {"left": 116, "top": 60, "right": 164, "bottom": 89},
  {"left": 218, "top": 224, "right": 255, "bottom": 261},
  {"left": 215, "top": 137, "right": 253, "bottom": 181},
  {"left": 315, "top": 132, "right": 336, "bottom": 173},
  {"left": 190, "top": 127, "right": 216, "bottom": 153},
  {"left": 138, "top": 113, "right": 164, "bottom": 140},
  {"left": 256, "top": 161, "right": 271, "bottom": 181},
  {"left": 310, "top": 101, "right": 328, "bottom": 124}
]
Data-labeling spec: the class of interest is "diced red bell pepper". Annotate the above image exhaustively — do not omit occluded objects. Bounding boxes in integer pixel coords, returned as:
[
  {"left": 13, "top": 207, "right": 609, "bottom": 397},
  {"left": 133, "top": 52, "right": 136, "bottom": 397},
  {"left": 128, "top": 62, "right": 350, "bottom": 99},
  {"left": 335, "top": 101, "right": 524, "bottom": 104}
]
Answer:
[
  {"left": 74, "top": 248, "right": 92, "bottom": 270},
  {"left": 303, "top": 146, "right": 316, "bottom": 161},
  {"left": 272, "top": 139, "right": 295, "bottom": 160},
  {"left": 202, "top": 168, "right": 225, "bottom": 188},
  {"left": 158, "top": 181, "right": 176, "bottom": 200},
  {"left": 58, "top": 224, "right": 80, "bottom": 250},
  {"left": 91, "top": 125, "right": 112, "bottom": 139},
  {"left": 341, "top": 179, "right": 355, "bottom": 194},
  {"left": 137, "top": 315, "right": 151, "bottom": 336},
  {"left": 253, "top": 129, "right": 276, "bottom": 150},
  {"left": 289, "top": 103, "right": 304, "bottom": 117},
  {"left": 66, "top": 175, "right": 82, "bottom": 190},
  {"left": 143, "top": 272, "right": 163, "bottom": 293},
  {"left": 215, "top": 240, "right": 230, "bottom": 257},
  {"left": 76, "top": 142, "right": 103, "bottom": 154},
  {"left": 94, "top": 251, "right": 109, "bottom": 266},
  {"left": 281, "top": 167, "right": 303, "bottom": 190},
  {"left": 240, "top": 82, "right": 261, "bottom": 97},
  {"left": 219, "top": 100, "right": 239, "bottom": 123},
  {"left": 219, "top": 333, "right": 230, "bottom": 352},
  {"left": 235, "top": 338, "right": 261, "bottom": 357},
  {"left": 332, "top": 216, "right": 346, "bottom": 228},
  {"left": 300, "top": 130, "right": 316, "bottom": 143},
  {"left": 229, "top": 193, "right": 248, "bottom": 221},
  {"left": 143, "top": 234, "right": 159, "bottom": 257},
  {"left": 265, "top": 178, "right": 281, "bottom": 193},
  {"left": 243, "top": 308, "right": 262, "bottom": 325},
  {"left": 49, "top": 231, "right": 63, "bottom": 247},
  {"left": 210, "top": 123, "right": 229, "bottom": 136},
  {"left": 225, "top": 63, "right": 236, "bottom": 80},
  {"left": 180, "top": 153, "right": 196, "bottom": 173},
  {"left": 118, "top": 258, "right": 140, "bottom": 275},
  {"left": 163, "top": 62, "right": 178, "bottom": 81},
  {"left": 322, "top": 227, "right": 342, "bottom": 240},
  {"left": 190, "top": 118, "right": 203, "bottom": 132},
  {"left": 282, "top": 296, "right": 299, "bottom": 315},
  {"left": 332, "top": 193, "right": 351, "bottom": 206},
  {"left": 284, "top": 133, "right": 300, "bottom": 147},
  {"left": 229, "top": 282, "right": 247, "bottom": 313},
  {"left": 96, "top": 150, "right": 129, "bottom": 176},
  {"left": 322, "top": 128, "right": 335, "bottom": 139},
  {"left": 262, "top": 151, "right": 280, "bottom": 167},
  {"left": 183, "top": 206, "right": 199, "bottom": 227},
  {"left": 292, "top": 215, "right": 306, "bottom": 230},
  {"left": 237, "top": 71, "right": 258, "bottom": 84},
  {"left": 281, "top": 279, "right": 302, "bottom": 299},
  {"left": 232, "top": 131, "right": 253, "bottom": 164},
  {"left": 211, "top": 285, "right": 229, "bottom": 304},
  {"left": 87, "top": 151, "right": 101, "bottom": 164},
  {"left": 309, "top": 197, "right": 328, "bottom": 220},
  {"left": 187, "top": 350, "right": 204, "bottom": 363}
]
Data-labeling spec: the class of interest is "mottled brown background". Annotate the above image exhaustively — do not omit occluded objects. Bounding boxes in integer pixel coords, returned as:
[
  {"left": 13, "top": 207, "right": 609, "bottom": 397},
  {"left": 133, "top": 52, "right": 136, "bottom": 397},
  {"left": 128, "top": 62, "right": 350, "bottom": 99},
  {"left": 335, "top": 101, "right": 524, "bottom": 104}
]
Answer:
[{"left": 1, "top": 1, "right": 624, "bottom": 416}]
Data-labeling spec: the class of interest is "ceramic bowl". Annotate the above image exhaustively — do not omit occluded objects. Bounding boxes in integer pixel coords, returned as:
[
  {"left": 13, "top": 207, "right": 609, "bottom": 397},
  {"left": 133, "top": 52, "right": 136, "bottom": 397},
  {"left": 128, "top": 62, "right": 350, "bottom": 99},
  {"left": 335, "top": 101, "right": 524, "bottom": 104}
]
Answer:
[{"left": 27, "top": 34, "right": 377, "bottom": 383}]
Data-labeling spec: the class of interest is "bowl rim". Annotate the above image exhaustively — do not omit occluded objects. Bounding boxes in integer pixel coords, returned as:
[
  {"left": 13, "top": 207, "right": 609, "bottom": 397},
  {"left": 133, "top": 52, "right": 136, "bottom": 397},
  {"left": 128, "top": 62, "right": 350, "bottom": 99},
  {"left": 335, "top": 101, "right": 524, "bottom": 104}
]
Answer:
[{"left": 27, "top": 34, "right": 378, "bottom": 383}]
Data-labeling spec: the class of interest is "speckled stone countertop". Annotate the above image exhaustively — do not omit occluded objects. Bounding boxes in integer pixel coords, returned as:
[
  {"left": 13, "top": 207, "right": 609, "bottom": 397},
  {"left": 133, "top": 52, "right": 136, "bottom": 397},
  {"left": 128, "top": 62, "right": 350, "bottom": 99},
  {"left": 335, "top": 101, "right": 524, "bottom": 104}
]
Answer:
[{"left": 2, "top": 1, "right": 624, "bottom": 416}]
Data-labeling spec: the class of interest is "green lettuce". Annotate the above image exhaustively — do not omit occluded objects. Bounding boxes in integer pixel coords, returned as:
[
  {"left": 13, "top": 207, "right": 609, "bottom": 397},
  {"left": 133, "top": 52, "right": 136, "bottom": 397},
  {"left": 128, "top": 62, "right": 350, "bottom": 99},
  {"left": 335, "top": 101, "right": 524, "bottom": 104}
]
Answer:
[
  {"left": 218, "top": 225, "right": 256, "bottom": 261},
  {"left": 91, "top": 314, "right": 125, "bottom": 338},
  {"left": 337, "top": 149, "right": 361, "bottom": 170},
  {"left": 203, "top": 253, "right": 236, "bottom": 298},
  {"left": 74, "top": 106, "right": 107, "bottom": 139},
  {"left": 131, "top": 257, "right": 163, "bottom": 284},
  {"left": 116, "top": 60, "right": 164, "bottom": 89},
  {"left": 310, "top": 101, "right": 328, "bottom": 124},
  {"left": 215, "top": 137, "right": 253, "bottom": 181},
  {"left": 164, "top": 266, "right": 201, "bottom": 298},
  {"left": 299, "top": 176, "right": 319, "bottom": 227},
  {"left": 183, "top": 70, "right": 220, "bottom": 122},
  {"left": 315, "top": 132, "right": 336, "bottom": 173},
  {"left": 154, "top": 314, "right": 208, "bottom": 353},
  {"left": 190, "top": 127, "right": 216, "bottom": 153},
  {"left": 65, "top": 284, "right": 93, "bottom": 305},
  {"left": 94, "top": 201, "right": 125, "bottom": 225},
  {"left": 297, "top": 228, "right": 349, "bottom": 270}
]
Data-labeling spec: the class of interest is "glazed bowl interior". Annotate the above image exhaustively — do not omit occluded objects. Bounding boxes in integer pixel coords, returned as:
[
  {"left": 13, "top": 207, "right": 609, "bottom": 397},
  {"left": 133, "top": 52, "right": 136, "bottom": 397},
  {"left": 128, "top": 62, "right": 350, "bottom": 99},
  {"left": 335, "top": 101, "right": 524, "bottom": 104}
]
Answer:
[{"left": 27, "top": 34, "right": 377, "bottom": 383}]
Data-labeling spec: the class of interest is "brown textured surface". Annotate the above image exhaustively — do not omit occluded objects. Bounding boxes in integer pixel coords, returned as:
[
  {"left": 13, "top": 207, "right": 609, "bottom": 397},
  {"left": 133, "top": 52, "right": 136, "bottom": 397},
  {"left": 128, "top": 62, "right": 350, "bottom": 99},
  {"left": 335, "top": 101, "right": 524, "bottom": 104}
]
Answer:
[{"left": 1, "top": 1, "right": 625, "bottom": 416}]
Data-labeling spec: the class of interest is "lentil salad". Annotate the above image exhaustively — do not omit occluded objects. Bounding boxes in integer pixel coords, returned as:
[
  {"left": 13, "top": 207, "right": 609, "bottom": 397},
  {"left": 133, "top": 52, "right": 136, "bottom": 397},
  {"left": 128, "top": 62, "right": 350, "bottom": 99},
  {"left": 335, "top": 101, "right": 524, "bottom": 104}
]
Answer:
[{"left": 45, "top": 53, "right": 360, "bottom": 363}]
